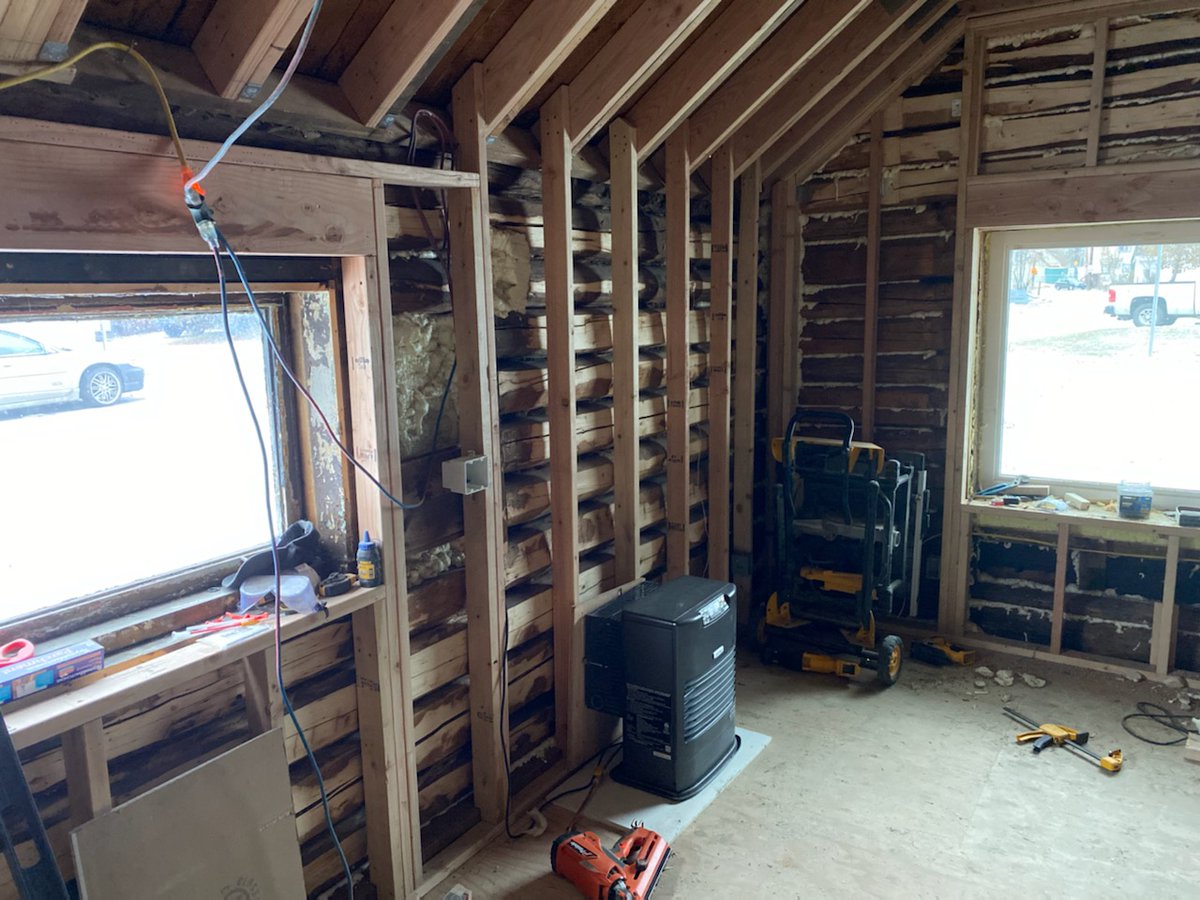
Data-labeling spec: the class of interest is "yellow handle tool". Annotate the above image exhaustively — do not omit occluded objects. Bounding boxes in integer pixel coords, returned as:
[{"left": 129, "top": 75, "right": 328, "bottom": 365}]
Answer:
[{"left": 1004, "top": 708, "right": 1123, "bottom": 773}]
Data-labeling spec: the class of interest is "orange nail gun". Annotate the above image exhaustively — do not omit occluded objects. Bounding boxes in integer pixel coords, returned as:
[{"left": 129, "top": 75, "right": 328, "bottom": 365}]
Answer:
[{"left": 551, "top": 822, "right": 670, "bottom": 900}]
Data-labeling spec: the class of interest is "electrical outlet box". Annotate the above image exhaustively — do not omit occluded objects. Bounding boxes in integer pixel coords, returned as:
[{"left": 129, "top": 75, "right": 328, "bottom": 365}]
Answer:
[
  {"left": 951, "top": 98, "right": 962, "bottom": 118},
  {"left": 442, "top": 455, "right": 489, "bottom": 495}
]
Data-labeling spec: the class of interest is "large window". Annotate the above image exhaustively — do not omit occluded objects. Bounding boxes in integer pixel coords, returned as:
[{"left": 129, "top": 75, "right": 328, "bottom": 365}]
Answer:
[
  {"left": 0, "top": 301, "right": 291, "bottom": 625},
  {"left": 979, "top": 222, "right": 1200, "bottom": 506}
]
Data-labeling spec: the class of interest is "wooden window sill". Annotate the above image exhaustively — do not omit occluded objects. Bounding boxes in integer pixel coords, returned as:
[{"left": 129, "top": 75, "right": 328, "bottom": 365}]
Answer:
[
  {"left": 962, "top": 498, "right": 1200, "bottom": 543},
  {"left": 4, "top": 585, "right": 385, "bottom": 751}
]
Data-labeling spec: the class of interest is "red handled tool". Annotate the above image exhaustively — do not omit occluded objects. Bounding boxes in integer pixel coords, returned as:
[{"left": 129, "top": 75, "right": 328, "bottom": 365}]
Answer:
[
  {"left": 0, "top": 639, "right": 35, "bottom": 667},
  {"left": 551, "top": 822, "right": 670, "bottom": 900},
  {"left": 185, "top": 612, "right": 270, "bottom": 635}
]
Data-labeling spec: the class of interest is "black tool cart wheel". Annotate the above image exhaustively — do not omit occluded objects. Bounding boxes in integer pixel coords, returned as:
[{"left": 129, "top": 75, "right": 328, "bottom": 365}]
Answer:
[{"left": 877, "top": 634, "right": 903, "bottom": 686}]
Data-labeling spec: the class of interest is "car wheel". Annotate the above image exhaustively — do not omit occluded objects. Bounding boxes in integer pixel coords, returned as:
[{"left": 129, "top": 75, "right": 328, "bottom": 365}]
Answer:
[
  {"left": 82, "top": 366, "right": 123, "bottom": 406},
  {"left": 1132, "top": 302, "right": 1158, "bottom": 327}
]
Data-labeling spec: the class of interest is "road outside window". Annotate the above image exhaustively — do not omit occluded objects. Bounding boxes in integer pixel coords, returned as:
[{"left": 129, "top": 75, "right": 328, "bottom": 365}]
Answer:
[
  {"left": 984, "top": 230, "right": 1200, "bottom": 500},
  {"left": 0, "top": 310, "right": 283, "bottom": 622}
]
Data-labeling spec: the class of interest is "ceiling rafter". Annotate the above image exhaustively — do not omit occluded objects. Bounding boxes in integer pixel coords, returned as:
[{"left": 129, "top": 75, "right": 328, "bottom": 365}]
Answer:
[
  {"left": 480, "top": 0, "right": 619, "bottom": 135},
  {"left": 623, "top": 0, "right": 803, "bottom": 158},
  {"left": 339, "top": 0, "right": 485, "bottom": 126},
  {"left": 567, "top": 0, "right": 723, "bottom": 151},
  {"left": 193, "top": 0, "right": 315, "bottom": 101},
  {"left": 765, "top": 9, "right": 967, "bottom": 185},
  {"left": 0, "top": 0, "right": 83, "bottom": 63},
  {"left": 731, "top": 0, "right": 959, "bottom": 175},
  {"left": 680, "top": 0, "right": 873, "bottom": 168}
]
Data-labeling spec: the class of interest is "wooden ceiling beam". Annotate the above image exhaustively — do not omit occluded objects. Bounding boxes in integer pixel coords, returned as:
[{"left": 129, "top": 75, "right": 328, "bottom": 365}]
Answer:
[
  {"left": 732, "top": 0, "right": 958, "bottom": 175},
  {"left": 764, "top": 11, "right": 966, "bottom": 186},
  {"left": 623, "top": 0, "right": 801, "bottom": 159},
  {"left": 682, "top": 0, "right": 873, "bottom": 168},
  {"left": 193, "top": 0, "right": 315, "bottom": 101},
  {"left": 481, "top": 0, "right": 619, "bottom": 136},
  {"left": 339, "top": 0, "right": 485, "bottom": 126},
  {"left": 0, "top": 0, "right": 79, "bottom": 63},
  {"left": 568, "top": 0, "right": 722, "bottom": 151}
]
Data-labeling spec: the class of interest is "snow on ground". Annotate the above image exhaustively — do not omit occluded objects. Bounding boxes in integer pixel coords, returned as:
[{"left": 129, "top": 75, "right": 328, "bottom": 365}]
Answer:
[{"left": 1001, "top": 287, "right": 1200, "bottom": 491}]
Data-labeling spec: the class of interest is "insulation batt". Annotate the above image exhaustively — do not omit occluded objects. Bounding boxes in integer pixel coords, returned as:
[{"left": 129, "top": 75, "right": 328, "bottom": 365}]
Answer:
[
  {"left": 406, "top": 540, "right": 465, "bottom": 588},
  {"left": 393, "top": 311, "right": 458, "bottom": 459}
]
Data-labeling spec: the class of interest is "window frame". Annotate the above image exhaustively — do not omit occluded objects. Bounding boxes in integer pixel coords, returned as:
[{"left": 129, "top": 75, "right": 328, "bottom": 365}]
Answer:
[
  {"left": 0, "top": 284, "right": 335, "bottom": 647},
  {"left": 978, "top": 220, "right": 1200, "bottom": 509}
]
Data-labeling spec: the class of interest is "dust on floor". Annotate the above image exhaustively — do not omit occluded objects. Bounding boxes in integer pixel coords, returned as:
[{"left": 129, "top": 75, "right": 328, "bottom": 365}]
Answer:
[{"left": 434, "top": 651, "right": 1200, "bottom": 898}]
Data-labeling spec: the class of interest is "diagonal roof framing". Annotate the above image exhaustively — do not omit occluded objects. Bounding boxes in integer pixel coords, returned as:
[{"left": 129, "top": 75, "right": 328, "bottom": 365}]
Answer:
[
  {"left": 729, "top": 0, "right": 960, "bottom": 176},
  {"left": 621, "top": 0, "right": 803, "bottom": 158}
]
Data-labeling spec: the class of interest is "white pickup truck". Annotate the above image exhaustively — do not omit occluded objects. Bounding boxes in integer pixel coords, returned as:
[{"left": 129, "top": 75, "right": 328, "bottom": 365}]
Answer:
[{"left": 1105, "top": 281, "right": 1198, "bottom": 326}]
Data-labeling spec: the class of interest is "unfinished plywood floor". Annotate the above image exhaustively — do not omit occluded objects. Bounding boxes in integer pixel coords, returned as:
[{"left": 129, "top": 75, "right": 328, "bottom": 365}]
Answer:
[{"left": 431, "top": 652, "right": 1200, "bottom": 898}]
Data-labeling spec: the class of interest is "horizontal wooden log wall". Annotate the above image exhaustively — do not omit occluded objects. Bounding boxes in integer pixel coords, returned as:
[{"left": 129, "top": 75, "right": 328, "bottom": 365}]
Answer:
[
  {"left": 969, "top": 529, "right": 1200, "bottom": 670},
  {"left": 13, "top": 621, "right": 368, "bottom": 896},
  {"left": 385, "top": 162, "right": 714, "bottom": 860},
  {"left": 977, "top": 11, "right": 1200, "bottom": 174},
  {"left": 793, "top": 46, "right": 962, "bottom": 621}
]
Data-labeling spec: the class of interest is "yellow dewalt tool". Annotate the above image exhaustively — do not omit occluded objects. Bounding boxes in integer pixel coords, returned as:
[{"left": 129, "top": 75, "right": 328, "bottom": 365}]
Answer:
[{"left": 1004, "top": 707, "right": 1123, "bottom": 773}]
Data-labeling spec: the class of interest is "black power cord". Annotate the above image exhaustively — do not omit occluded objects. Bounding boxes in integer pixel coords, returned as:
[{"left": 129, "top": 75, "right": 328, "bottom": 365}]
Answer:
[
  {"left": 212, "top": 247, "right": 354, "bottom": 897},
  {"left": 1121, "top": 701, "right": 1199, "bottom": 746}
]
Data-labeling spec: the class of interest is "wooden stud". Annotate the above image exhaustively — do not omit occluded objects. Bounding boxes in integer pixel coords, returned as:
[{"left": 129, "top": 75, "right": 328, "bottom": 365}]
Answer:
[
  {"left": 1050, "top": 523, "right": 1070, "bottom": 654},
  {"left": 61, "top": 719, "right": 111, "bottom": 823},
  {"left": 541, "top": 86, "right": 582, "bottom": 761},
  {"left": 1153, "top": 534, "right": 1181, "bottom": 675},
  {"left": 568, "top": 0, "right": 721, "bottom": 150},
  {"left": 686, "top": 0, "right": 872, "bottom": 167},
  {"left": 766, "top": 178, "right": 797, "bottom": 441},
  {"left": 193, "top": 0, "right": 314, "bottom": 101},
  {"left": 1085, "top": 18, "right": 1109, "bottom": 167},
  {"left": 449, "top": 64, "right": 508, "bottom": 826},
  {"left": 610, "top": 118, "right": 641, "bottom": 585},
  {"left": 0, "top": 0, "right": 62, "bottom": 62},
  {"left": 482, "top": 0, "right": 618, "bottom": 135},
  {"left": 708, "top": 142, "right": 735, "bottom": 582},
  {"left": 41, "top": 0, "right": 86, "bottom": 60},
  {"left": 732, "top": 162, "right": 761, "bottom": 623},
  {"left": 338, "top": 0, "right": 483, "bottom": 126},
  {"left": 343, "top": 196, "right": 420, "bottom": 895},
  {"left": 241, "top": 648, "right": 283, "bottom": 735},
  {"left": 665, "top": 128, "right": 692, "bottom": 579},
  {"left": 939, "top": 32, "right": 986, "bottom": 637},
  {"left": 626, "top": 0, "right": 801, "bottom": 157},
  {"left": 862, "top": 112, "right": 883, "bottom": 442}
]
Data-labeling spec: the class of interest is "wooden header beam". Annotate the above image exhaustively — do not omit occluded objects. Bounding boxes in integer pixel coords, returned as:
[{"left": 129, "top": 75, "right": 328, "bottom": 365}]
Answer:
[
  {"left": 684, "top": 0, "right": 871, "bottom": 168},
  {"left": 733, "top": 0, "right": 956, "bottom": 176},
  {"left": 568, "top": 0, "right": 721, "bottom": 151},
  {"left": 340, "top": 0, "right": 484, "bottom": 126},
  {"left": 482, "top": 0, "right": 618, "bottom": 135},
  {"left": 623, "top": 0, "right": 801, "bottom": 158},
  {"left": 193, "top": 0, "right": 313, "bottom": 101}
]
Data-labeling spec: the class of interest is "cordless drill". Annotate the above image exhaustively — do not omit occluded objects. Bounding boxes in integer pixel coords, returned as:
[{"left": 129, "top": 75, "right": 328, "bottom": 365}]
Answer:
[{"left": 551, "top": 823, "right": 671, "bottom": 900}]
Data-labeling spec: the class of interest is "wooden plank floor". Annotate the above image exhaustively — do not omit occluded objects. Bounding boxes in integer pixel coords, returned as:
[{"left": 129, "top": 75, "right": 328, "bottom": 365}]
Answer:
[{"left": 430, "top": 650, "right": 1200, "bottom": 897}]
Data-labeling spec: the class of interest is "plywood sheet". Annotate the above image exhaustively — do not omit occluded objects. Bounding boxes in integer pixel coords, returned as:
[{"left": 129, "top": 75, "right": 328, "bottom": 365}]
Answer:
[{"left": 71, "top": 730, "right": 306, "bottom": 900}]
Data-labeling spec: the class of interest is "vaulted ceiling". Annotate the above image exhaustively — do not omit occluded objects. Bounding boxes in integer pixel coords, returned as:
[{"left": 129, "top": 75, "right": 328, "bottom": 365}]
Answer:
[{"left": 0, "top": 0, "right": 1063, "bottom": 184}]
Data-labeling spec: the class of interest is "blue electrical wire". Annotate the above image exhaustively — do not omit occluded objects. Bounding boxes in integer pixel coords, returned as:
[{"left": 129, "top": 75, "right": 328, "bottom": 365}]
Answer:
[
  {"left": 216, "top": 230, "right": 453, "bottom": 511},
  {"left": 212, "top": 246, "right": 354, "bottom": 897},
  {"left": 186, "top": 0, "right": 325, "bottom": 198}
]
